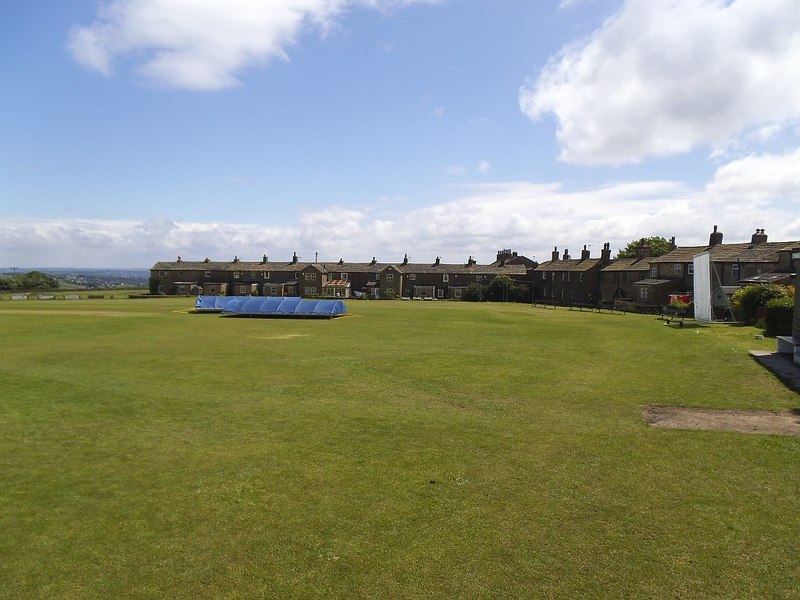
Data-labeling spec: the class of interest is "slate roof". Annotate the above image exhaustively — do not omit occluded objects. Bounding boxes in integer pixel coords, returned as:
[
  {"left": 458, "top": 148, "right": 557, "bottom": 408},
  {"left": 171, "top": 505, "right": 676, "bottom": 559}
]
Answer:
[
  {"left": 634, "top": 278, "right": 674, "bottom": 286},
  {"left": 396, "top": 262, "right": 527, "bottom": 276},
  {"left": 534, "top": 258, "right": 604, "bottom": 273},
  {"left": 648, "top": 246, "right": 707, "bottom": 264},
  {"left": 650, "top": 241, "right": 799, "bottom": 264},
  {"left": 601, "top": 257, "right": 651, "bottom": 272},
  {"left": 325, "top": 261, "right": 392, "bottom": 273},
  {"left": 152, "top": 260, "right": 322, "bottom": 272}
]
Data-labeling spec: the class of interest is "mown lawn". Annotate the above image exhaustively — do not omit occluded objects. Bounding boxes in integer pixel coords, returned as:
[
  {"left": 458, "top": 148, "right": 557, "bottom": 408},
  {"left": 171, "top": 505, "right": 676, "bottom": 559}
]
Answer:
[{"left": 1, "top": 298, "right": 798, "bottom": 598}]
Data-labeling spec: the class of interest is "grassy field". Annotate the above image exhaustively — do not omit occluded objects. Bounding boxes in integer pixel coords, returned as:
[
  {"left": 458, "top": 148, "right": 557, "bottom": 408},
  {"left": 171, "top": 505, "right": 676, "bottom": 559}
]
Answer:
[{"left": 1, "top": 297, "right": 798, "bottom": 598}]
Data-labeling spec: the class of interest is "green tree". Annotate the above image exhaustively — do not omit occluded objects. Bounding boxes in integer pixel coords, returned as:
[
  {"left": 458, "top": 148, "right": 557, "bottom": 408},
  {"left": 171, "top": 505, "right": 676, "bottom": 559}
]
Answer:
[
  {"left": 486, "top": 274, "right": 517, "bottom": 302},
  {"left": 616, "top": 236, "right": 672, "bottom": 259},
  {"left": 0, "top": 271, "right": 58, "bottom": 290}
]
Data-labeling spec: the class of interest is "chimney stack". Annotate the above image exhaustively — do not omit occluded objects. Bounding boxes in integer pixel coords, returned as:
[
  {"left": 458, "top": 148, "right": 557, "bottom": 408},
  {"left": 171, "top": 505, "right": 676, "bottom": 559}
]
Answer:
[
  {"left": 636, "top": 245, "right": 650, "bottom": 260},
  {"left": 600, "top": 242, "right": 611, "bottom": 264},
  {"left": 563, "top": 249, "right": 570, "bottom": 260},
  {"left": 370, "top": 257, "right": 377, "bottom": 265},
  {"left": 402, "top": 254, "right": 409, "bottom": 265},
  {"left": 292, "top": 252, "right": 298, "bottom": 264},
  {"left": 262, "top": 254, "right": 268, "bottom": 264},
  {"left": 751, "top": 228, "right": 768, "bottom": 244},
  {"left": 435, "top": 257, "right": 440, "bottom": 266},
  {"left": 709, "top": 225, "right": 723, "bottom": 247},
  {"left": 669, "top": 237, "right": 676, "bottom": 251},
  {"left": 552, "top": 247, "right": 559, "bottom": 262},
  {"left": 581, "top": 245, "right": 590, "bottom": 261}
]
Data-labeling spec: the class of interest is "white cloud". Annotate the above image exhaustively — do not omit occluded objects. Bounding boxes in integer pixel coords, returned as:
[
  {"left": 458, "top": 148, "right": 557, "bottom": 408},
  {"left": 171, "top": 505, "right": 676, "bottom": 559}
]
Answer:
[
  {"left": 521, "top": 0, "right": 800, "bottom": 165},
  {"left": 477, "top": 160, "right": 491, "bottom": 173},
  {"left": 69, "top": 0, "right": 440, "bottom": 90},
  {"left": 4, "top": 148, "right": 798, "bottom": 267}
]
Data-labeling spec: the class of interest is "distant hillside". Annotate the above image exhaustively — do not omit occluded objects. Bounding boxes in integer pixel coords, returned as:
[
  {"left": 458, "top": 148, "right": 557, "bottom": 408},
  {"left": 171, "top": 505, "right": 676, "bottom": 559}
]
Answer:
[{"left": 0, "top": 268, "right": 150, "bottom": 290}]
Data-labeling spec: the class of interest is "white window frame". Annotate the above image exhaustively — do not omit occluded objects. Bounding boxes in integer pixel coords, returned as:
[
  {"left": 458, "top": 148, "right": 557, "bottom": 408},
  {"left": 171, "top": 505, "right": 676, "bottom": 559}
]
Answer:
[
  {"left": 437, "top": 288, "right": 444, "bottom": 298},
  {"left": 234, "top": 271, "right": 241, "bottom": 279},
  {"left": 687, "top": 264, "right": 693, "bottom": 276},
  {"left": 453, "top": 288, "right": 462, "bottom": 299},
  {"left": 442, "top": 273, "right": 448, "bottom": 282},
  {"left": 651, "top": 266, "right": 658, "bottom": 277},
  {"left": 305, "top": 286, "right": 317, "bottom": 296},
  {"left": 205, "top": 270, "right": 211, "bottom": 278},
  {"left": 304, "top": 272, "right": 316, "bottom": 281},
  {"left": 673, "top": 263, "right": 683, "bottom": 275},
  {"left": 731, "top": 263, "right": 740, "bottom": 279},
  {"left": 387, "top": 273, "right": 394, "bottom": 282},
  {"left": 340, "top": 272, "right": 349, "bottom": 280}
]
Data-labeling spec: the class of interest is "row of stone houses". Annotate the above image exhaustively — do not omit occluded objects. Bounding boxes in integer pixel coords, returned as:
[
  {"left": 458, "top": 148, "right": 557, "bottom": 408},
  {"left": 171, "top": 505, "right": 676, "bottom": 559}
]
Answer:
[
  {"left": 151, "top": 250, "right": 533, "bottom": 301},
  {"left": 150, "top": 228, "right": 799, "bottom": 305}
]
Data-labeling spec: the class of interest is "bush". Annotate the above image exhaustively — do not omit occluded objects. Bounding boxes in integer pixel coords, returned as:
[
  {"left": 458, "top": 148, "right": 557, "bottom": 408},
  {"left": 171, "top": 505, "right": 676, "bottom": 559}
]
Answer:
[
  {"left": 763, "top": 296, "right": 794, "bottom": 337},
  {"left": 462, "top": 282, "right": 486, "bottom": 302},
  {"left": 668, "top": 300, "right": 689, "bottom": 312},
  {"left": 730, "top": 284, "right": 790, "bottom": 325}
]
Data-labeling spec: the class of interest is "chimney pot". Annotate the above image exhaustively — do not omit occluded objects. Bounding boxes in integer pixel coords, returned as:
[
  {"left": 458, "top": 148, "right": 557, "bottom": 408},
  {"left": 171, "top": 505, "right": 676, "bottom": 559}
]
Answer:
[{"left": 709, "top": 225, "right": 724, "bottom": 247}]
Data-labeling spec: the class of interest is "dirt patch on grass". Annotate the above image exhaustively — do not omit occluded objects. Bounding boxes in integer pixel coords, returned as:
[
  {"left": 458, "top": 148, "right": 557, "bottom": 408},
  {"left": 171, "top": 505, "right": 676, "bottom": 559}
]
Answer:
[{"left": 643, "top": 405, "right": 800, "bottom": 436}]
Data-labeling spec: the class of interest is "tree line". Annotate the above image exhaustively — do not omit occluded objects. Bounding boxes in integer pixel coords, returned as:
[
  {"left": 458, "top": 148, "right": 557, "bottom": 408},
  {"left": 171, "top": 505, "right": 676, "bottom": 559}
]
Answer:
[{"left": 0, "top": 271, "right": 60, "bottom": 290}]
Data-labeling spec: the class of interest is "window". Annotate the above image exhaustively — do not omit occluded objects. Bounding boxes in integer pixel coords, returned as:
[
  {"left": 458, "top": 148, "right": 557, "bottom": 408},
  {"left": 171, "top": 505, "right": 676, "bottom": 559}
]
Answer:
[
  {"left": 640, "top": 287, "right": 649, "bottom": 299},
  {"left": 651, "top": 266, "right": 658, "bottom": 277},
  {"left": 542, "top": 272, "right": 546, "bottom": 280},
  {"left": 453, "top": 288, "right": 462, "bottom": 299},
  {"left": 160, "top": 270, "right": 167, "bottom": 276},
  {"left": 409, "top": 273, "right": 417, "bottom": 280},
  {"left": 561, "top": 273, "right": 565, "bottom": 281},
  {"left": 579, "top": 273, "right": 583, "bottom": 283},
  {"left": 304, "top": 272, "right": 316, "bottom": 281},
  {"left": 567, "top": 272, "right": 571, "bottom": 282},
  {"left": 673, "top": 263, "right": 682, "bottom": 275},
  {"left": 731, "top": 263, "right": 740, "bottom": 279},
  {"left": 442, "top": 273, "right": 448, "bottom": 282},
  {"left": 341, "top": 272, "right": 348, "bottom": 280},
  {"left": 551, "top": 272, "right": 555, "bottom": 281},
  {"left": 305, "top": 286, "right": 317, "bottom": 297},
  {"left": 271, "top": 286, "right": 279, "bottom": 295},
  {"left": 387, "top": 273, "right": 394, "bottom": 282},
  {"left": 476, "top": 275, "right": 482, "bottom": 281},
  {"left": 205, "top": 270, "right": 211, "bottom": 278},
  {"left": 263, "top": 272, "right": 270, "bottom": 279},
  {"left": 687, "top": 264, "right": 693, "bottom": 276},
  {"left": 234, "top": 271, "right": 241, "bottom": 279},
  {"left": 437, "top": 289, "right": 444, "bottom": 298}
]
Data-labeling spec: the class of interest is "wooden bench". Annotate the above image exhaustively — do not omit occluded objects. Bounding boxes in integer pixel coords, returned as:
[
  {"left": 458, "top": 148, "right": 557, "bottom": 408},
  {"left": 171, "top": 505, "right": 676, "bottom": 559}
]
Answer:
[{"left": 660, "top": 307, "right": 686, "bottom": 327}]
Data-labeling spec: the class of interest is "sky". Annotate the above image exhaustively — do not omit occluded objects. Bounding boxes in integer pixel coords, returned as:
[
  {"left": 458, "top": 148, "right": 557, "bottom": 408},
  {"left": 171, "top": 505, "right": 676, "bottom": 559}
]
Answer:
[{"left": 1, "top": 0, "right": 799, "bottom": 268}]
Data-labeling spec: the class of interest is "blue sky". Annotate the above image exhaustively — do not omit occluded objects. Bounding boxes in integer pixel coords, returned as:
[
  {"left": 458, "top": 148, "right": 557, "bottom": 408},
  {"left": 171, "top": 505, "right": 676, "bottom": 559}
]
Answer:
[{"left": 1, "top": 0, "right": 799, "bottom": 267}]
